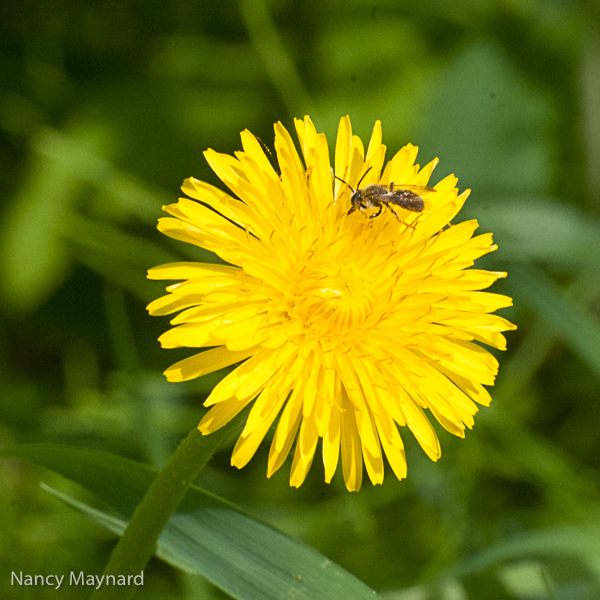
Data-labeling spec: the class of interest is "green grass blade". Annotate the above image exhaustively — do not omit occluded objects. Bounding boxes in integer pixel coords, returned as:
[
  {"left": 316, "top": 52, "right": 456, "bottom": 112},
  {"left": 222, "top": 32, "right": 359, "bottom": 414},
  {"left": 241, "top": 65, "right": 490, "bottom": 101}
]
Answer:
[
  {"left": 470, "top": 198, "right": 600, "bottom": 267},
  {"left": 1, "top": 444, "right": 381, "bottom": 600},
  {"left": 505, "top": 262, "right": 600, "bottom": 379}
]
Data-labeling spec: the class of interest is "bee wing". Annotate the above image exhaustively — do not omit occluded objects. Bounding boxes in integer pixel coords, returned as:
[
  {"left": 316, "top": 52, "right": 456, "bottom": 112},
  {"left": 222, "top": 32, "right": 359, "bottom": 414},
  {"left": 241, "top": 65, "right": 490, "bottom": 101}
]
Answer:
[{"left": 384, "top": 184, "right": 437, "bottom": 193}]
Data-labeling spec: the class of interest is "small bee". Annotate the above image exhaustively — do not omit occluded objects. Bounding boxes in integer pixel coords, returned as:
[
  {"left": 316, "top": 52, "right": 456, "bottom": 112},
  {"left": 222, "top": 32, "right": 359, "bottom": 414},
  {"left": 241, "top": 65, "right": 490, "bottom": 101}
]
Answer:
[{"left": 336, "top": 167, "right": 436, "bottom": 220}]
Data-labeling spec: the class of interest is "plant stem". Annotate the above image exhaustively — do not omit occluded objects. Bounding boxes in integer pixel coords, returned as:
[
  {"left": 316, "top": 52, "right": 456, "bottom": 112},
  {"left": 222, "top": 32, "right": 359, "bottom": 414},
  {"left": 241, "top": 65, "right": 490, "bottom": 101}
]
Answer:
[
  {"left": 239, "top": 0, "right": 315, "bottom": 119},
  {"left": 91, "top": 419, "right": 242, "bottom": 600}
]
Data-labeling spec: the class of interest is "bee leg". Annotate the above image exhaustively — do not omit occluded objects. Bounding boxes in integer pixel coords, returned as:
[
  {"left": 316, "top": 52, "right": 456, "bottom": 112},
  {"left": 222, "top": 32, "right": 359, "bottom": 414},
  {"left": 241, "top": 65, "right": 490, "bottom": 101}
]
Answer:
[
  {"left": 389, "top": 206, "right": 400, "bottom": 219},
  {"left": 389, "top": 181, "right": 395, "bottom": 192},
  {"left": 369, "top": 205, "right": 384, "bottom": 219},
  {"left": 347, "top": 204, "right": 358, "bottom": 215}
]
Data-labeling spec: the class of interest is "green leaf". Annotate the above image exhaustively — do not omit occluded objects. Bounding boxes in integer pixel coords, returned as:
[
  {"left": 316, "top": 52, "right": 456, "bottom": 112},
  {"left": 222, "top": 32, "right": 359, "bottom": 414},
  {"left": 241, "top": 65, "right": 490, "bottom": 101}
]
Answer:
[
  {"left": 0, "top": 144, "right": 75, "bottom": 313},
  {"left": 504, "top": 262, "right": 600, "bottom": 379},
  {"left": 416, "top": 40, "right": 554, "bottom": 193},
  {"left": 469, "top": 197, "right": 600, "bottom": 267},
  {"left": 0, "top": 444, "right": 381, "bottom": 600},
  {"left": 448, "top": 523, "right": 600, "bottom": 577},
  {"left": 461, "top": 569, "right": 519, "bottom": 600},
  {"left": 445, "top": 526, "right": 600, "bottom": 600}
]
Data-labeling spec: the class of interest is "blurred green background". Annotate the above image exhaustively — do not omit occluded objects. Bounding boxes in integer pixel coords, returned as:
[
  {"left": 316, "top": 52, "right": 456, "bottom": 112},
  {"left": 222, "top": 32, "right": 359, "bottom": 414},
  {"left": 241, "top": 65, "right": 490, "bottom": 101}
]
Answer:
[{"left": 2, "top": 0, "right": 600, "bottom": 598}]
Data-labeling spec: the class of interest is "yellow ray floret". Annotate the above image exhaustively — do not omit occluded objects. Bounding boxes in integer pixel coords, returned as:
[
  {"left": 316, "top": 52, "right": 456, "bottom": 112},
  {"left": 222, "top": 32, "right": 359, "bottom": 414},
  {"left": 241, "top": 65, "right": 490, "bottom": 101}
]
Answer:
[{"left": 148, "top": 115, "right": 516, "bottom": 491}]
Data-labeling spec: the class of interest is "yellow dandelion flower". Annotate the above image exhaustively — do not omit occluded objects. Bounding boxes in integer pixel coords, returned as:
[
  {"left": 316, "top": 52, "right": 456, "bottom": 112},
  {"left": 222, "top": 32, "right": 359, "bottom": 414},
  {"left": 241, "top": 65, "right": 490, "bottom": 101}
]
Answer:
[{"left": 147, "top": 115, "right": 516, "bottom": 491}]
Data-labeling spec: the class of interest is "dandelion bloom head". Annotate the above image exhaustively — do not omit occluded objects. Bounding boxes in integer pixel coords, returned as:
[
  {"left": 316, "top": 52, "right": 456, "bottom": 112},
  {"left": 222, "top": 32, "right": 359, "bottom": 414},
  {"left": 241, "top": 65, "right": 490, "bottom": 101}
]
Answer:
[{"left": 148, "top": 116, "right": 516, "bottom": 491}]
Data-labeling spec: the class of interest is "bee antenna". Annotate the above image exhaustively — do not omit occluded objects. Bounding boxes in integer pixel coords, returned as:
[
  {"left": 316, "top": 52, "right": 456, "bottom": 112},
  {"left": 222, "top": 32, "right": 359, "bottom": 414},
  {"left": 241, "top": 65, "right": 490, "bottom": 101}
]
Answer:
[
  {"left": 334, "top": 174, "right": 355, "bottom": 193},
  {"left": 356, "top": 166, "right": 372, "bottom": 189}
]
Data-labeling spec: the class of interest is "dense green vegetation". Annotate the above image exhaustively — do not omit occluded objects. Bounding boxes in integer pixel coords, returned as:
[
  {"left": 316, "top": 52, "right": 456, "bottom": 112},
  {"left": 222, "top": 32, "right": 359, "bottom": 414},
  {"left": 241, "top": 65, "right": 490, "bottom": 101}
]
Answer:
[{"left": 2, "top": 1, "right": 600, "bottom": 598}]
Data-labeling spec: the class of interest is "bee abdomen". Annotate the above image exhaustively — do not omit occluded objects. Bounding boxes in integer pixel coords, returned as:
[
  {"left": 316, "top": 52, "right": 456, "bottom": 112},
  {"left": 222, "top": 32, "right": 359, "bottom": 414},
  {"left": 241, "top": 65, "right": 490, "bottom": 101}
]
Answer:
[{"left": 389, "top": 190, "right": 425, "bottom": 212}]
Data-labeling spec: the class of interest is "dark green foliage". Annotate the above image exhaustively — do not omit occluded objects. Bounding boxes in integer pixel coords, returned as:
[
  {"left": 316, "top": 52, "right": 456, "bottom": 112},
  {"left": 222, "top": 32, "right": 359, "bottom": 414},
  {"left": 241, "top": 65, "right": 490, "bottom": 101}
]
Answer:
[{"left": 1, "top": 0, "right": 600, "bottom": 598}]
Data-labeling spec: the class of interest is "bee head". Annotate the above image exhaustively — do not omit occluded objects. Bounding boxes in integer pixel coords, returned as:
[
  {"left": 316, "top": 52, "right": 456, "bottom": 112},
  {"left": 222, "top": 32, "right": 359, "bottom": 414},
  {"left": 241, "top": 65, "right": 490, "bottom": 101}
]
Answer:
[{"left": 335, "top": 167, "right": 374, "bottom": 216}]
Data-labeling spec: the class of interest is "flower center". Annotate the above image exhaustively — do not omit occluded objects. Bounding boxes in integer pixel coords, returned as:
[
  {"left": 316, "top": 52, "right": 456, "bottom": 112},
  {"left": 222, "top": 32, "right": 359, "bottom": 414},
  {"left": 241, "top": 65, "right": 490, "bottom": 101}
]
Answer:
[{"left": 289, "top": 258, "right": 373, "bottom": 337}]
